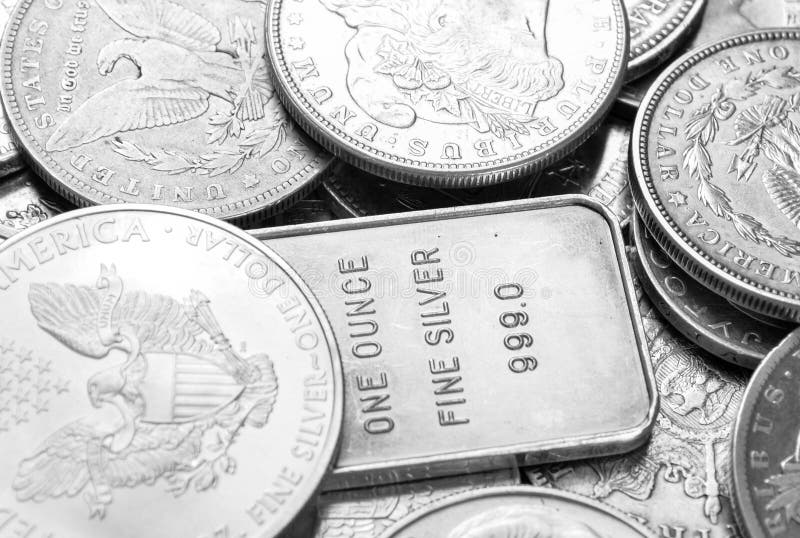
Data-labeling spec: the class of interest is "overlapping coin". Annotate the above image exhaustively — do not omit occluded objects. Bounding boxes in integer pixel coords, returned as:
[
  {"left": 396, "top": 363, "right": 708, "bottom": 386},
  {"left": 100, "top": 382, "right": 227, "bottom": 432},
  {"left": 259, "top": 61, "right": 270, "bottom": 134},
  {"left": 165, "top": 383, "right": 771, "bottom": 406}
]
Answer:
[
  {"left": 0, "top": 0, "right": 22, "bottom": 177},
  {"left": 1, "top": 0, "right": 332, "bottom": 223},
  {"left": 375, "top": 487, "right": 657, "bottom": 538},
  {"left": 632, "top": 214, "right": 788, "bottom": 368},
  {"left": 0, "top": 206, "right": 343, "bottom": 537},
  {"left": 0, "top": 168, "right": 69, "bottom": 239},
  {"left": 631, "top": 30, "right": 800, "bottom": 322},
  {"left": 267, "top": 0, "right": 629, "bottom": 187},
  {"left": 623, "top": 0, "right": 706, "bottom": 81},
  {"left": 732, "top": 327, "right": 800, "bottom": 538}
]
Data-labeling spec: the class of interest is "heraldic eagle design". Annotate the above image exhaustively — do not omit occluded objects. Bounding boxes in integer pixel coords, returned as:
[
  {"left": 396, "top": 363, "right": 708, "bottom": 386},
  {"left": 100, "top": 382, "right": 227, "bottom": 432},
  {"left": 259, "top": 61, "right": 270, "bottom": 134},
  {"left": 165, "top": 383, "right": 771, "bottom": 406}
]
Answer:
[
  {"left": 45, "top": 0, "right": 274, "bottom": 152},
  {"left": 12, "top": 265, "right": 278, "bottom": 519}
]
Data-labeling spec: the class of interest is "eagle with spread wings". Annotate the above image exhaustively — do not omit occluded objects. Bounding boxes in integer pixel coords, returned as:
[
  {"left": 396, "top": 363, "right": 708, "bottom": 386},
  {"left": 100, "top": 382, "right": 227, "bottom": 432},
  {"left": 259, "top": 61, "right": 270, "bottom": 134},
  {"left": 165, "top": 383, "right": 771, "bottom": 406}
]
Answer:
[
  {"left": 46, "top": 0, "right": 273, "bottom": 152},
  {"left": 12, "top": 266, "right": 278, "bottom": 519}
]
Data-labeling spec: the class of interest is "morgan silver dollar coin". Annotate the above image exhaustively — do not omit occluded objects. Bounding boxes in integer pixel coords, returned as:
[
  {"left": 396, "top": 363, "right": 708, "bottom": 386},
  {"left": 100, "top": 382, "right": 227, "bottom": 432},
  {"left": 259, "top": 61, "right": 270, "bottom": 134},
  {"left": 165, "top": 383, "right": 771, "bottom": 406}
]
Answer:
[
  {"left": 631, "top": 30, "right": 800, "bottom": 323},
  {"left": 0, "top": 205, "right": 343, "bottom": 537},
  {"left": 1, "top": 0, "right": 333, "bottom": 224},
  {"left": 266, "top": 0, "right": 629, "bottom": 187}
]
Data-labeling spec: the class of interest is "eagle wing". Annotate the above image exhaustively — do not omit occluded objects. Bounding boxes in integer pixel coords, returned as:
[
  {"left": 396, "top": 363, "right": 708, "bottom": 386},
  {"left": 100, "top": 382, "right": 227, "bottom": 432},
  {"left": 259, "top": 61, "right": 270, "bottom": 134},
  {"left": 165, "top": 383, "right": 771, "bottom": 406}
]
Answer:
[
  {"left": 96, "top": 0, "right": 221, "bottom": 51},
  {"left": 46, "top": 79, "right": 210, "bottom": 152},
  {"left": 12, "top": 420, "right": 96, "bottom": 502},
  {"left": 28, "top": 279, "right": 212, "bottom": 358}
]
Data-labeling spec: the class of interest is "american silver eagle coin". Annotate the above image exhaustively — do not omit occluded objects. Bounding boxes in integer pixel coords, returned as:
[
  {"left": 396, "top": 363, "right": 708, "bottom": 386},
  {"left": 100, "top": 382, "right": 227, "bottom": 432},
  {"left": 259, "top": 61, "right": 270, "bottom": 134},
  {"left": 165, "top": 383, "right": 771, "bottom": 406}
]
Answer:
[{"left": 0, "top": 205, "right": 343, "bottom": 537}]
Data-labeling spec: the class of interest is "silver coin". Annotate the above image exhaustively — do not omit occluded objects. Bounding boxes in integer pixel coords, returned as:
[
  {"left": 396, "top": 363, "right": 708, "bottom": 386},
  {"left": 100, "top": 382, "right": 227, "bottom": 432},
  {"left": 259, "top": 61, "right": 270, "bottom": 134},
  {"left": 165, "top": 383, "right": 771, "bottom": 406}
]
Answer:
[
  {"left": 617, "top": 0, "right": 800, "bottom": 117},
  {"left": 321, "top": 163, "right": 540, "bottom": 218},
  {"left": 0, "top": 168, "right": 70, "bottom": 239},
  {"left": 375, "top": 486, "right": 657, "bottom": 538},
  {"left": 531, "top": 116, "right": 633, "bottom": 226},
  {"left": 632, "top": 213, "right": 789, "bottom": 369},
  {"left": 315, "top": 468, "right": 519, "bottom": 538},
  {"left": 269, "top": 196, "right": 337, "bottom": 226},
  {"left": 0, "top": 205, "right": 343, "bottom": 537},
  {"left": 526, "top": 286, "right": 748, "bottom": 538},
  {"left": 624, "top": 0, "right": 706, "bottom": 82},
  {"left": 732, "top": 327, "right": 800, "bottom": 538},
  {"left": 0, "top": 0, "right": 23, "bottom": 177},
  {"left": 631, "top": 30, "right": 800, "bottom": 322},
  {"left": 266, "top": 0, "right": 629, "bottom": 187},
  {"left": 252, "top": 196, "right": 656, "bottom": 490},
  {"left": 1, "top": 0, "right": 333, "bottom": 224}
]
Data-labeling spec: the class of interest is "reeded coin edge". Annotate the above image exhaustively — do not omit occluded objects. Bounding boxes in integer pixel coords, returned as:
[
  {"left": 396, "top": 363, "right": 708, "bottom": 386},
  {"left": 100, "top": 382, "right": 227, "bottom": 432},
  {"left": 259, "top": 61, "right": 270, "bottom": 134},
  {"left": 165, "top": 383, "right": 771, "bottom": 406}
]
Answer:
[
  {"left": 626, "top": 0, "right": 706, "bottom": 81},
  {"left": 631, "top": 29, "right": 800, "bottom": 323},
  {"left": 266, "top": 0, "right": 628, "bottom": 188},
  {"left": 731, "top": 330, "right": 800, "bottom": 538},
  {"left": 0, "top": 0, "right": 335, "bottom": 224},
  {"left": 374, "top": 486, "right": 659, "bottom": 538},
  {"left": 321, "top": 173, "right": 364, "bottom": 219},
  {"left": 0, "top": 204, "right": 346, "bottom": 537},
  {"left": 630, "top": 214, "right": 764, "bottom": 369}
]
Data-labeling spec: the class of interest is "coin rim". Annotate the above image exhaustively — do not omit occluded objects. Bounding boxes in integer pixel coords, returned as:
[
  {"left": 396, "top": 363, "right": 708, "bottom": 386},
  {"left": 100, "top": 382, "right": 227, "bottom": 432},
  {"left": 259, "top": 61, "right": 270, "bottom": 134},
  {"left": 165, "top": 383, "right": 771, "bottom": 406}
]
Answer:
[
  {"left": 630, "top": 212, "right": 774, "bottom": 369},
  {"left": 0, "top": 203, "right": 345, "bottom": 538},
  {"left": 630, "top": 29, "right": 800, "bottom": 323},
  {"left": 626, "top": 0, "right": 707, "bottom": 81},
  {"left": 731, "top": 328, "right": 800, "bottom": 538},
  {"left": 0, "top": 0, "right": 336, "bottom": 225},
  {"left": 253, "top": 194, "right": 659, "bottom": 482},
  {"left": 265, "top": 0, "right": 630, "bottom": 188},
  {"left": 374, "top": 485, "right": 659, "bottom": 538}
]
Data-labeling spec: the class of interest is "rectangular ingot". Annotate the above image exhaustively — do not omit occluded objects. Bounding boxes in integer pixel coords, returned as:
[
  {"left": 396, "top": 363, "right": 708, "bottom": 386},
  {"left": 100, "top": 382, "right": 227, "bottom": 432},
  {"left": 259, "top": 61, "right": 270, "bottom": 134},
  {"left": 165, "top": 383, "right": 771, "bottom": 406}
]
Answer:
[{"left": 251, "top": 196, "right": 657, "bottom": 490}]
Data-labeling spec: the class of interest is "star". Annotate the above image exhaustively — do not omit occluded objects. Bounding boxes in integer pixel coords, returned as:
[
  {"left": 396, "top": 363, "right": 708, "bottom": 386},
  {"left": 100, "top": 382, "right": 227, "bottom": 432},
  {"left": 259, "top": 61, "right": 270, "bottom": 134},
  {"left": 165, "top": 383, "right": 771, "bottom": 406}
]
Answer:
[
  {"left": 15, "top": 367, "right": 32, "bottom": 384},
  {"left": 242, "top": 174, "right": 260, "bottom": 189},
  {"left": 0, "top": 339, "right": 13, "bottom": 354},
  {"left": 0, "top": 378, "right": 13, "bottom": 394},
  {"left": 287, "top": 13, "right": 303, "bottom": 25},
  {"left": 13, "top": 408, "right": 28, "bottom": 425},
  {"left": 668, "top": 191, "right": 688, "bottom": 208},
  {"left": 288, "top": 37, "right": 305, "bottom": 50},
  {"left": 17, "top": 349, "right": 33, "bottom": 363},
  {"left": 35, "top": 357, "right": 51, "bottom": 374},
  {"left": 34, "top": 377, "right": 50, "bottom": 393},
  {"left": 54, "top": 379, "right": 70, "bottom": 394},
  {"left": 32, "top": 397, "right": 49, "bottom": 415},
  {"left": 15, "top": 386, "right": 30, "bottom": 404}
]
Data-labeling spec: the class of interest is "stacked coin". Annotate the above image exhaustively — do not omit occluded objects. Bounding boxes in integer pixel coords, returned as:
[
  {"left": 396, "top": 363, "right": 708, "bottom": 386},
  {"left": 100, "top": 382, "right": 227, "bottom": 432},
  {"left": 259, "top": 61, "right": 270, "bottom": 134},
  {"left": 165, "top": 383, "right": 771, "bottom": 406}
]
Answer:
[{"left": 0, "top": 0, "right": 799, "bottom": 536}]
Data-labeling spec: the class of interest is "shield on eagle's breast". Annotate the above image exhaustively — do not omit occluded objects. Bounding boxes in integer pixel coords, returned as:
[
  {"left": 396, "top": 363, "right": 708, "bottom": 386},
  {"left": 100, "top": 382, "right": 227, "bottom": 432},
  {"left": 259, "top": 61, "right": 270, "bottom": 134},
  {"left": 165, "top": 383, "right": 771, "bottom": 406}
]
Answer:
[{"left": 138, "top": 353, "right": 245, "bottom": 424}]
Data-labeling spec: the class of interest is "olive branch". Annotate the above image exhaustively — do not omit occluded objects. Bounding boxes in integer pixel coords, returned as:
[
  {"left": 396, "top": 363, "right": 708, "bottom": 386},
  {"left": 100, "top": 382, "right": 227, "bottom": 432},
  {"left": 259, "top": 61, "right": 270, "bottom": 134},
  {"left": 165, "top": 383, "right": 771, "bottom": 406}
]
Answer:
[{"left": 682, "top": 67, "right": 800, "bottom": 257}]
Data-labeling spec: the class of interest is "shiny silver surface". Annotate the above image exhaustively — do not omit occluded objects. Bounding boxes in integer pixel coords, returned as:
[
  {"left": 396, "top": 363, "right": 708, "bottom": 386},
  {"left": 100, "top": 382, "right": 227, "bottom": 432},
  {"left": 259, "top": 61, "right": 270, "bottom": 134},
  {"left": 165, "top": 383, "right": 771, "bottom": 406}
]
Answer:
[
  {"left": 1, "top": 0, "right": 333, "bottom": 223},
  {"left": 252, "top": 196, "right": 657, "bottom": 489},
  {"left": 0, "top": 205, "right": 343, "bottom": 537},
  {"left": 376, "top": 486, "right": 658, "bottom": 538},
  {"left": 527, "top": 284, "right": 747, "bottom": 538},
  {"left": 266, "top": 0, "right": 629, "bottom": 187},
  {"left": 632, "top": 214, "right": 790, "bottom": 369},
  {"left": 631, "top": 30, "right": 800, "bottom": 322},
  {"left": 315, "top": 468, "right": 519, "bottom": 537},
  {"left": 0, "top": 168, "right": 70, "bottom": 239},
  {"left": 732, "top": 328, "right": 800, "bottom": 538},
  {"left": 0, "top": 0, "right": 22, "bottom": 177}
]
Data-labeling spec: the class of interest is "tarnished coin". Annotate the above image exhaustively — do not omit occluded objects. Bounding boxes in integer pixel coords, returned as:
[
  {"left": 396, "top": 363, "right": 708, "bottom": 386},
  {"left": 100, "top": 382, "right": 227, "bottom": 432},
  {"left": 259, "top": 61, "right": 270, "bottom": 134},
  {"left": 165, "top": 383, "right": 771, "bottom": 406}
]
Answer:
[
  {"left": 0, "top": 168, "right": 70, "bottom": 239},
  {"left": 375, "top": 486, "right": 657, "bottom": 538},
  {"left": 266, "top": 0, "right": 629, "bottom": 187},
  {"left": 0, "top": 0, "right": 23, "bottom": 178},
  {"left": 531, "top": 116, "right": 633, "bottom": 226},
  {"left": 624, "top": 0, "right": 706, "bottom": 81},
  {"left": 322, "top": 163, "right": 540, "bottom": 218},
  {"left": 632, "top": 214, "right": 789, "bottom": 369},
  {"left": 1, "top": 0, "right": 333, "bottom": 224},
  {"left": 0, "top": 206, "right": 343, "bottom": 537},
  {"left": 632, "top": 30, "right": 800, "bottom": 322},
  {"left": 617, "top": 0, "right": 800, "bottom": 117},
  {"left": 732, "top": 327, "right": 800, "bottom": 538},
  {"left": 315, "top": 468, "right": 519, "bottom": 538},
  {"left": 527, "top": 283, "right": 748, "bottom": 538}
]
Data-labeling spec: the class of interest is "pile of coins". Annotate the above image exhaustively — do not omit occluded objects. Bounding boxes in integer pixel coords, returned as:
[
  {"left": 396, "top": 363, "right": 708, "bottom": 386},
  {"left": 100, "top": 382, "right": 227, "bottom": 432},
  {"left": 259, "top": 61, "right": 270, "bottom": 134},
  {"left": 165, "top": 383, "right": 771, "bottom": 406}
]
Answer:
[{"left": 0, "top": 0, "right": 798, "bottom": 536}]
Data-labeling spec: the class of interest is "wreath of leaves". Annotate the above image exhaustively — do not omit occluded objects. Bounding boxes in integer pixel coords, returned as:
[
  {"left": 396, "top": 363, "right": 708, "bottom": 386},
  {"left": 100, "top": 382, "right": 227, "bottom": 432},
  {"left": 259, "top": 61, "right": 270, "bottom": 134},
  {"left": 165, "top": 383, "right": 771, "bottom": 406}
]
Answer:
[
  {"left": 682, "top": 67, "right": 800, "bottom": 257},
  {"left": 111, "top": 123, "right": 286, "bottom": 178}
]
